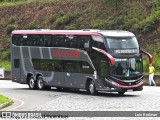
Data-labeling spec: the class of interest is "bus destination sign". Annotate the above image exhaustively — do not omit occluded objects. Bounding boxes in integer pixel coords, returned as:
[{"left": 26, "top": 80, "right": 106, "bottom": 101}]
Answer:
[{"left": 52, "top": 50, "right": 80, "bottom": 58}]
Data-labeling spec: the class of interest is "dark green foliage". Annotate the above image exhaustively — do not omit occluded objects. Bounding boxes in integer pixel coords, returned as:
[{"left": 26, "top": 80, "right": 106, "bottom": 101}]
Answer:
[
  {"left": 102, "top": 0, "right": 124, "bottom": 11},
  {"left": 90, "top": 19, "right": 107, "bottom": 29},
  {"left": 143, "top": 41, "right": 160, "bottom": 74},
  {"left": 26, "top": 21, "right": 41, "bottom": 29},
  {"left": 6, "top": 24, "right": 18, "bottom": 34},
  {"left": 56, "top": 14, "right": 75, "bottom": 26},
  {"left": 64, "top": 25, "right": 76, "bottom": 30},
  {"left": 37, "top": 5, "right": 43, "bottom": 10}
]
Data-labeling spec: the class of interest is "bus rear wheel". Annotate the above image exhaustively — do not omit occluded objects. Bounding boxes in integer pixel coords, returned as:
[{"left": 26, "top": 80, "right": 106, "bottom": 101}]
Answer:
[
  {"left": 88, "top": 80, "right": 97, "bottom": 95},
  {"left": 28, "top": 76, "right": 37, "bottom": 89},
  {"left": 37, "top": 76, "right": 45, "bottom": 90}
]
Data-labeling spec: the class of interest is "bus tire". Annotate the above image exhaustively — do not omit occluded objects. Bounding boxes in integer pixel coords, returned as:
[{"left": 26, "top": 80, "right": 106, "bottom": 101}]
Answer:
[
  {"left": 37, "top": 76, "right": 45, "bottom": 90},
  {"left": 56, "top": 87, "right": 63, "bottom": 91},
  {"left": 88, "top": 80, "right": 97, "bottom": 95},
  {"left": 28, "top": 76, "right": 37, "bottom": 89},
  {"left": 118, "top": 91, "right": 125, "bottom": 95}
]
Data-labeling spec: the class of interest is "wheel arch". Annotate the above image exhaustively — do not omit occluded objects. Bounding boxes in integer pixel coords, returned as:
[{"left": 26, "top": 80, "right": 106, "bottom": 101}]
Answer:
[
  {"left": 36, "top": 73, "right": 43, "bottom": 81},
  {"left": 85, "top": 77, "right": 95, "bottom": 90},
  {"left": 27, "top": 73, "right": 34, "bottom": 83}
]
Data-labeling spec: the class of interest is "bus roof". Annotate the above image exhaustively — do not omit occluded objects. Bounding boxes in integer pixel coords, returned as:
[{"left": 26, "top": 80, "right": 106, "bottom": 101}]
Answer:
[{"left": 12, "top": 29, "right": 135, "bottom": 37}]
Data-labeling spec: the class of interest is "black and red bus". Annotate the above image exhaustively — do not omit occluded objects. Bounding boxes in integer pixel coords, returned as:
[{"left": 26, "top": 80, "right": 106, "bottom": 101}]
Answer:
[{"left": 11, "top": 29, "right": 152, "bottom": 95}]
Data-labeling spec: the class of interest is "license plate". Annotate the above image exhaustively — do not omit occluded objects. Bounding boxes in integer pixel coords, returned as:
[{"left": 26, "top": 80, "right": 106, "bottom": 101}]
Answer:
[{"left": 127, "top": 89, "right": 133, "bottom": 92}]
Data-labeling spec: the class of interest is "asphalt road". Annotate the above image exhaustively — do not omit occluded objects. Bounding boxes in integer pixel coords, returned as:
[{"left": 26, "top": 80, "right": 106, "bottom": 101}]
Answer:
[{"left": 0, "top": 80, "right": 160, "bottom": 119}]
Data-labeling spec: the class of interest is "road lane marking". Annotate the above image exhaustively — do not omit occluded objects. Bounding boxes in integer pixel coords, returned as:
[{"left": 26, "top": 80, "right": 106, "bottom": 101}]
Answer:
[{"left": 6, "top": 98, "right": 24, "bottom": 111}]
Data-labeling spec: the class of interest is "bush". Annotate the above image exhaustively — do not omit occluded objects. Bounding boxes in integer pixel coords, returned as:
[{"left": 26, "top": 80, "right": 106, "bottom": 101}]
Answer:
[
  {"left": 143, "top": 41, "right": 160, "bottom": 74},
  {"left": 6, "top": 24, "right": 18, "bottom": 34},
  {"left": 90, "top": 19, "right": 107, "bottom": 29},
  {"left": 56, "top": 15, "right": 71, "bottom": 25},
  {"left": 26, "top": 21, "right": 41, "bottom": 29},
  {"left": 64, "top": 25, "right": 76, "bottom": 30},
  {"left": 46, "top": 16, "right": 57, "bottom": 24},
  {"left": 132, "top": 9, "right": 160, "bottom": 34}
]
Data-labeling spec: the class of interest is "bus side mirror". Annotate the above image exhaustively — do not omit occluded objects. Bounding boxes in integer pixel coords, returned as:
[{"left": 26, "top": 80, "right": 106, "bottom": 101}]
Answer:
[
  {"left": 93, "top": 71, "right": 97, "bottom": 79},
  {"left": 140, "top": 50, "right": 153, "bottom": 64}
]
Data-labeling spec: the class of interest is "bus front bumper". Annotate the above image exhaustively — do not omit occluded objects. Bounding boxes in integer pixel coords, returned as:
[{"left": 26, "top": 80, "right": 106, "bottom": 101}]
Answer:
[{"left": 96, "top": 81, "right": 143, "bottom": 93}]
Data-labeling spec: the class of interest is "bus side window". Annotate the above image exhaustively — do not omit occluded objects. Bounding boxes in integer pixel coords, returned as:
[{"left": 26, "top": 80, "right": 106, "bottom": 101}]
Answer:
[
  {"left": 14, "top": 59, "right": 20, "bottom": 68},
  {"left": 78, "top": 36, "right": 92, "bottom": 49},
  {"left": 12, "top": 35, "right": 21, "bottom": 46},
  {"left": 53, "top": 35, "right": 65, "bottom": 47},
  {"left": 73, "top": 61, "right": 82, "bottom": 73},
  {"left": 65, "top": 36, "right": 78, "bottom": 48},
  {"left": 64, "top": 61, "right": 74, "bottom": 73},
  {"left": 44, "top": 35, "right": 52, "bottom": 47},
  {"left": 30, "top": 35, "right": 43, "bottom": 46},
  {"left": 93, "top": 41, "right": 105, "bottom": 50},
  {"left": 22, "top": 35, "right": 30, "bottom": 46},
  {"left": 82, "top": 62, "right": 94, "bottom": 74}
]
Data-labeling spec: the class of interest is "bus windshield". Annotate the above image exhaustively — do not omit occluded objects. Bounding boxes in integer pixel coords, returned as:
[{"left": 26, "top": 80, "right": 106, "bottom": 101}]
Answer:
[
  {"left": 106, "top": 37, "right": 139, "bottom": 54},
  {"left": 110, "top": 58, "right": 142, "bottom": 77}
]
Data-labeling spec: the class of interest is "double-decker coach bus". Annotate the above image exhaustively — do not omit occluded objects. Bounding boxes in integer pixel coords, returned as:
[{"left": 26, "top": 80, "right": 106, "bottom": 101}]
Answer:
[{"left": 11, "top": 29, "right": 152, "bottom": 95}]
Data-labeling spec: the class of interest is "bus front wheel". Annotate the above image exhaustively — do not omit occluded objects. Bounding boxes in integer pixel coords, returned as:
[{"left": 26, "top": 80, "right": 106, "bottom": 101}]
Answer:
[
  {"left": 88, "top": 80, "right": 97, "bottom": 95},
  {"left": 118, "top": 91, "right": 125, "bottom": 95},
  {"left": 28, "top": 76, "right": 37, "bottom": 89}
]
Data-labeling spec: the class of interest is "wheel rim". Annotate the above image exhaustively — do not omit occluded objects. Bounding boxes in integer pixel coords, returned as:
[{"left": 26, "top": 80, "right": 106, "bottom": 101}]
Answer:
[
  {"left": 29, "top": 78, "right": 35, "bottom": 88},
  {"left": 89, "top": 81, "right": 94, "bottom": 94},
  {"left": 38, "top": 78, "right": 44, "bottom": 89}
]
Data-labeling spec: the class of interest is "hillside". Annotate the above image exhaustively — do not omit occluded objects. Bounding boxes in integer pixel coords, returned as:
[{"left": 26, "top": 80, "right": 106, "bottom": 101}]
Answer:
[{"left": 0, "top": 0, "right": 160, "bottom": 72}]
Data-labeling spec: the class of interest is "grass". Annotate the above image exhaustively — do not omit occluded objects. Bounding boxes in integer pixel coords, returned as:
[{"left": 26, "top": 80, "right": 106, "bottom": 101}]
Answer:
[{"left": 0, "top": 95, "right": 13, "bottom": 107}]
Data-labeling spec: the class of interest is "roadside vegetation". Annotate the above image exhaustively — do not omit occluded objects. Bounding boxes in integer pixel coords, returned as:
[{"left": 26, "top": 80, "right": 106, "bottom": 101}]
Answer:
[
  {"left": 0, "top": 95, "right": 13, "bottom": 108},
  {"left": 0, "top": 0, "right": 160, "bottom": 74}
]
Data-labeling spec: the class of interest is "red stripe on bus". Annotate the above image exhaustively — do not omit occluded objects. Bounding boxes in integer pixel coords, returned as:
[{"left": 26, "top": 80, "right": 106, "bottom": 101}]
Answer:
[
  {"left": 12, "top": 31, "right": 102, "bottom": 36},
  {"left": 100, "top": 49, "right": 115, "bottom": 65},
  {"left": 92, "top": 47, "right": 115, "bottom": 65}
]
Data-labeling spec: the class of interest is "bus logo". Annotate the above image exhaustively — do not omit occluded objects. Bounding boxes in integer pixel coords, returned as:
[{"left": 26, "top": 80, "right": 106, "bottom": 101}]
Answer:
[{"left": 52, "top": 50, "right": 80, "bottom": 58}]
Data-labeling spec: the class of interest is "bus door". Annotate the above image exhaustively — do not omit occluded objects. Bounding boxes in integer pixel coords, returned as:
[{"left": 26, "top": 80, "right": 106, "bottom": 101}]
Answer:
[{"left": 64, "top": 61, "right": 83, "bottom": 88}]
